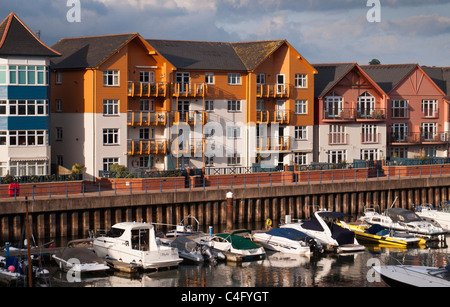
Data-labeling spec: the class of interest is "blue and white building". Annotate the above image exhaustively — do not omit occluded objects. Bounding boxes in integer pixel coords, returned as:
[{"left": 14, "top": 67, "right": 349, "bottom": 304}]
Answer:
[{"left": 0, "top": 12, "right": 60, "bottom": 176}]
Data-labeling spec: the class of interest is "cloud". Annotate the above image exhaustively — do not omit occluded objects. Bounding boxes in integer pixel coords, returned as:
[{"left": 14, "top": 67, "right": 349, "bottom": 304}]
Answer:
[{"left": 381, "top": 14, "right": 450, "bottom": 37}]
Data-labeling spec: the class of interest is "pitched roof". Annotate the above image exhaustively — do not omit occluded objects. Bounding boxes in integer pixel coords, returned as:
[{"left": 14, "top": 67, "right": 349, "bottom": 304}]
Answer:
[
  {"left": 146, "top": 39, "right": 286, "bottom": 71},
  {"left": 312, "top": 63, "right": 356, "bottom": 97},
  {"left": 360, "top": 64, "right": 417, "bottom": 94},
  {"left": 422, "top": 66, "right": 450, "bottom": 99},
  {"left": 0, "top": 12, "right": 60, "bottom": 57},
  {"left": 51, "top": 33, "right": 138, "bottom": 69}
]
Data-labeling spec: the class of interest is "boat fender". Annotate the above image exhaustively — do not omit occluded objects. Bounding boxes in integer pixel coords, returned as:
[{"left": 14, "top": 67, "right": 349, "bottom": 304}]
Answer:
[{"left": 265, "top": 219, "right": 273, "bottom": 230}]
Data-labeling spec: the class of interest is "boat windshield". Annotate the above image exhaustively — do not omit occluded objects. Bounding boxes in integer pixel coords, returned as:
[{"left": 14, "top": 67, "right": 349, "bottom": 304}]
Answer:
[{"left": 105, "top": 228, "right": 125, "bottom": 238}]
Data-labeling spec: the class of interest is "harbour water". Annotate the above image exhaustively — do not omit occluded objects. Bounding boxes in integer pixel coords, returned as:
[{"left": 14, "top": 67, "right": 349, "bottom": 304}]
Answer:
[{"left": 23, "top": 219, "right": 449, "bottom": 289}]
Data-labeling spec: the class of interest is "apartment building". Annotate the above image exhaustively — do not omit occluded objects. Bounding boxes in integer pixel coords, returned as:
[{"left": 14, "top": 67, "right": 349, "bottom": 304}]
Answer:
[
  {"left": 51, "top": 34, "right": 317, "bottom": 178},
  {"left": 362, "top": 64, "right": 449, "bottom": 159},
  {"left": 0, "top": 12, "right": 60, "bottom": 177},
  {"left": 313, "top": 63, "right": 388, "bottom": 163}
]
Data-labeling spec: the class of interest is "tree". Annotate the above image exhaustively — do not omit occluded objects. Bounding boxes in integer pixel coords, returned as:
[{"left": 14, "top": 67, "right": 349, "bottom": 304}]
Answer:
[
  {"left": 369, "top": 59, "right": 381, "bottom": 65},
  {"left": 71, "top": 163, "right": 85, "bottom": 174}
]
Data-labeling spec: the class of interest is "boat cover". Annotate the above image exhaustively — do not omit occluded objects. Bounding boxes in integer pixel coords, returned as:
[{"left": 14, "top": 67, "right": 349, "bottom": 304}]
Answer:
[
  {"left": 365, "top": 224, "right": 389, "bottom": 236},
  {"left": 170, "top": 236, "right": 199, "bottom": 252},
  {"left": 301, "top": 220, "right": 355, "bottom": 245},
  {"left": 266, "top": 228, "right": 310, "bottom": 241},
  {"left": 216, "top": 233, "right": 261, "bottom": 250},
  {"left": 385, "top": 208, "right": 422, "bottom": 223}
]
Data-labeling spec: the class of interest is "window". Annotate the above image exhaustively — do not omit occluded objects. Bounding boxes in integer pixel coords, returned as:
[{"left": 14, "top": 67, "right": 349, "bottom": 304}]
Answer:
[
  {"left": 57, "top": 155, "right": 64, "bottom": 166},
  {"left": 227, "top": 100, "right": 241, "bottom": 112},
  {"left": 392, "top": 100, "right": 408, "bottom": 118},
  {"left": 423, "top": 147, "right": 437, "bottom": 158},
  {"left": 3, "top": 130, "right": 47, "bottom": 146},
  {"left": 103, "top": 70, "right": 119, "bottom": 86},
  {"left": 390, "top": 147, "right": 407, "bottom": 159},
  {"left": 362, "top": 124, "right": 378, "bottom": 144},
  {"left": 294, "top": 153, "right": 307, "bottom": 165},
  {"left": 205, "top": 156, "right": 214, "bottom": 167},
  {"left": 103, "top": 129, "right": 119, "bottom": 145},
  {"left": 205, "top": 72, "right": 214, "bottom": 84},
  {"left": 56, "top": 99, "right": 62, "bottom": 113},
  {"left": 56, "top": 127, "right": 63, "bottom": 141},
  {"left": 228, "top": 73, "right": 241, "bottom": 85},
  {"left": 328, "top": 150, "right": 346, "bottom": 164},
  {"left": 103, "top": 158, "right": 119, "bottom": 172},
  {"left": 392, "top": 123, "right": 408, "bottom": 141},
  {"left": 295, "top": 74, "right": 307, "bottom": 88},
  {"left": 329, "top": 125, "right": 346, "bottom": 145},
  {"left": 103, "top": 99, "right": 119, "bottom": 116},
  {"left": 295, "top": 100, "right": 307, "bottom": 114},
  {"left": 140, "top": 71, "right": 155, "bottom": 83},
  {"left": 3, "top": 100, "right": 48, "bottom": 116},
  {"left": 56, "top": 71, "right": 62, "bottom": 85},
  {"left": 361, "top": 149, "right": 378, "bottom": 161},
  {"left": 357, "top": 91, "right": 375, "bottom": 118},
  {"left": 139, "top": 156, "right": 151, "bottom": 168},
  {"left": 422, "top": 100, "right": 438, "bottom": 118},
  {"left": 227, "top": 126, "right": 241, "bottom": 139},
  {"left": 257, "top": 74, "right": 265, "bottom": 85},
  {"left": 140, "top": 99, "right": 155, "bottom": 112},
  {"left": 10, "top": 161, "right": 48, "bottom": 176},
  {"left": 324, "top": 96, "right": 343, "bottom": 118},
  {"left": 227, "top": 153, "right": 241, "bottom": 166},
  {"left": 421, "top": 123, "right": 437, "bottom": 141},
  {"left": 205, "top": 100, "right": 214, "bottom": 112},
  {"left": 256, "top": 100, "right": 265, "bottom": 112},
  {"left": 0, "top": 66, "right": 6, "bottom": 84},
  {"left": 295, "top": 126, "right": 307, "bottom": 140},
  {"left": 8, "top": 65, "right": 47, "bottom": 85},
  {"left": 139, "top": 128, "right": 153, "bottom": 140},
  {"left": 0, "top": 131, "right": 6, "bottom": 145}
]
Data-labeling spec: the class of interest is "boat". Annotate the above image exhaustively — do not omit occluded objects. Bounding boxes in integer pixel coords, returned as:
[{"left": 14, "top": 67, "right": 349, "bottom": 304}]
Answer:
[
  {"left": 165, "top": 215, "right": 205, "bottom": 238},
  {"left": 359, "top": 204, "right": 447, "bottom": 241},
  {"left": 373, "top": 264, "right": 450, "bottom": 287},
  {"left": 160, "top": 235, "right": 224, "bottom": 264},
  {"left": 281, "top": 210, "right": 366, "bottom": 253},
  {"left": 193, "top": 230, "right": 265, "bottom": 262},
  {"left": 253, "top": 228, "right": 323, "bottom": 255},
  {"left": 52, "top": 247, "right": 110, "bottom": 273},
  {"left": 0, "top": 255, "right": 49, "bottom": 286},
  {"left": 93, "top": 222, "right": 183, "bottom": 271},
  {"left": 338, "top": 222, "right": 426, "bottom": 248},
  {"left": 415, "top": 203, "right": 450, "bottom": 232}
]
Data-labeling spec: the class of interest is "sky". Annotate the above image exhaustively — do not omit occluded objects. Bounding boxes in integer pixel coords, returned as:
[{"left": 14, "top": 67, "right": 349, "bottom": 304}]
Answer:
[{"left": 1, "top": 0, "right": 450, "bottom": 66}]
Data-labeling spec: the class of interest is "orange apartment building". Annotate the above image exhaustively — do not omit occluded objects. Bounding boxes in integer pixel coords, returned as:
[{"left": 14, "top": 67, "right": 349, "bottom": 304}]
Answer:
[{"left": 50, "top": 33, "right": 317, "bottom": 178}]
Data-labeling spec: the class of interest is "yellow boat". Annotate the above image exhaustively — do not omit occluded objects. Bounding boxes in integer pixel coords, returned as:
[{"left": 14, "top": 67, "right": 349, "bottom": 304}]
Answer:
[{"left": 337, "top": 222, "right": 427, "bottom": 248}]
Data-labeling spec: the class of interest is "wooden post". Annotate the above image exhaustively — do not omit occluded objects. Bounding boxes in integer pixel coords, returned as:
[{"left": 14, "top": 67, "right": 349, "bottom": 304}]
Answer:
[{"left": 226, "top": 192, "right": 233, "bottom": 231}]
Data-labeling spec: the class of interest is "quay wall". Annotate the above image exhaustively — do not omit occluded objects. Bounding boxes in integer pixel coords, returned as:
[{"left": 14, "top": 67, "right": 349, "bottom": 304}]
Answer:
[{"left": 0, "top": 175, "right": 449, "bottom": 243}]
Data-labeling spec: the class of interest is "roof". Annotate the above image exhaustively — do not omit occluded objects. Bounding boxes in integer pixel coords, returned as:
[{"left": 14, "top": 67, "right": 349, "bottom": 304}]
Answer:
[
  {"left": 51, "top": 33, "right": 138, "bottom": 69},
  {"left": 422, "top": 66, "right": 450, "bottom": 99},
  {"left": 312, "top": 63, "right": 356, "bottom": 97},
  {"left": 146, "top": 39, "right": 287, "bottom": 71},
  {"left": 0, "top": 12, "right": 60, "bottom": 57},
  {"left": 360, "top": 64, "right": 417, "bottom": 94}
]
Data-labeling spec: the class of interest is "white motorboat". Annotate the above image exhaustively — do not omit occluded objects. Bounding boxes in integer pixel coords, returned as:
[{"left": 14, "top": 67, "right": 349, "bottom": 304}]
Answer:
[
  {"left": 193, "top": 230, "right": 265, "bottom": 262},
  {"left": 373, "top": 264, "right": 450, "bottom": 287},
  {"left": 253, "top": 228, "right": 323, "bottom": 255},
  {"left": 93, "top": 222, "right": 183, "bottom": 270},
  {"left": 415, "top": 203, "right": 450, "bottom": 232},
  {"left": 359, "top": 205, "right": 447, "bottom": 240},
  {"left": 281, "top": 210, "right": 366, "bottom": 253},
  {"left": 52, "top": 247, "right": 110, "bottom": 273}
]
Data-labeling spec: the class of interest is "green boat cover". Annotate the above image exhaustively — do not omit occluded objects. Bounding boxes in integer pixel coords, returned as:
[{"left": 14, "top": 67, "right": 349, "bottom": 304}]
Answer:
[{"left": 216, "top": 232, "right": 260, "bottom": 250}]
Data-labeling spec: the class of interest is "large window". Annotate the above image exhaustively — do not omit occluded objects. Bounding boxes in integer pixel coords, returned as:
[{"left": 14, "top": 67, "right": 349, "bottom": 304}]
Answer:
[
  {"left": 228, "top": 73, "right": 241, "bottom": 85},
  {"left": 8, "top": 65, "right": 47, "bottom": 85},
  {"left": 227, "top": 153, "right": 241, "bottom": 166},
  {"left": 421, "top": 123, "right": 437, "bottom": 141},
  {"left": 103, "top": 158, "right": 119, "bottom": 172},
  {"left": 362, "top": 124, "right": 378, "bottom": 144},
  {"left": 361, "top": 149, "right": 378, "bottom": 161},
  {"left": 0, "top": 100, "right": 48, "bottom": 116},
  {"left": 357, "top": 91, "right": 375, "bottom": 118},
  {"left": 328, "top": 150, "right": 346, "bottom": 164},
  {"left": 294, "top": 153, "right": 307, "bottom": 165},
  {"left": 227, "top": 100, "right": 241, "bottom": 112},
  {"left": 295, "top": 100, "right": 307, "bottom": 115},
  {"left": 392, "top": 100, "right": 408, "bottom": 118},
  {"left": 9, "top": 161, "right": 48, "bottom": 176},
  {"left": 324, "top": 96, "right": 343, "bottom": 118},
  {"left": 295, "top": 126, "right": 307, "bottom": 140},
  {"left": 295, "top": 74, "right": 307, "bottom": 88},
  {"left": 103, "top": 70, "right": 119, "bottom": 86},
  {"left": 2, "top": 130, "right": 47, "bottom": 146},
  {"left": 103, "top": 129, "right": 119, "bottom": 145},
  {"left": 422, "top": 100, "right": 438, "bottom": 118},
  {"left": 103, "top": 99, "right": 119, "bottom": 116}
]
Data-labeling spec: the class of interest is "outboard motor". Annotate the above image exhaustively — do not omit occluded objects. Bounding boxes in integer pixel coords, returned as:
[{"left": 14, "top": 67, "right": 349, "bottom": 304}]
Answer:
[{"left": 306, "top": 237, "right": 324, "bottom": 254}]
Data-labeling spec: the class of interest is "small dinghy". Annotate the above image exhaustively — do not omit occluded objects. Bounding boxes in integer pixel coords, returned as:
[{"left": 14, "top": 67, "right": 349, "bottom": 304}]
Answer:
[{"left": 52, "top": 247, "right": 110, "bottom": 273}]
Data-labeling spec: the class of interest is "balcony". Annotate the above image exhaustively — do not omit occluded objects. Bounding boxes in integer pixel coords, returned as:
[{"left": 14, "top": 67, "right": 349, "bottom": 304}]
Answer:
[
  {"left": 173, "top": 111, "right": 208, "bottom": 125},
  {"left": 323, "top": 108, "right": 355, "bottom": 122},
  {"left": 173, "top": 83, "right": 207, "bottom": 98},
  {"left": 361, "top": 133, "right": 380, "bottom": 144},
  {"left": 127, "top": 139, "right": 168, "bottom": 155},
  {"left": 256, "top": 84, "right": 290, "bottom": 98},
  {"left": 128, "top": 82, "right": 168, "bottom": 97},
  {"left": 328, "top": 133, "right": 348, "bottom": 145},
  {"left": 256, "top": 110, "right": 292, "bottom": 124},
  {"left": 256, "top": 137, "right": 290, "bottom": 151},
  {"left": 127, "top": 111, "right": 168, "bottom": 126},
  {"left": 389, "top": 132, "right": 449, "bottom": 145},
  {"left": 355, "top": 109, "right": 386, "bottom": 121}
]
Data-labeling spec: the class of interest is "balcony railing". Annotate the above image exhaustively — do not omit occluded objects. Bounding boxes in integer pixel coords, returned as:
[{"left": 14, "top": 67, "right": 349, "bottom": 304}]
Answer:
[
  {"left": 361, "top": 133, "right": 380, "bottom": 144},
  {"left": 355, "top": 108, "right": 386, "bottom": 120},
  {"left": 256, "top": 110, "right": 292, "bottom": 124},
  {"left": 328, "top": 133, "right": 348, "bottom": 145},
  {"left": 127, "top": 139, "right": 168, "bottom": 155},
  {"left": 128, "top": 82, "right": 168, "bottom": 97},
  {"left": 173, "top": 83, "right": 207, "bottom": 97},
  {"left": 173, "top": 111, "right": 208, "bottom": 125},
  {"left": 323, "top": 108, "right": 355, "bottom": 121},
  {"left": 127, "top": 111, "right": 168, "bottom": 126},
  {"left": 256, "top": 83, "right": 291, "bottom": 98},
  {"left": 256, "top": 137, "right": 290, "bottom": 151},
  {"left": 389, "top": 132, "right": 449, "bottom": 144}
]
